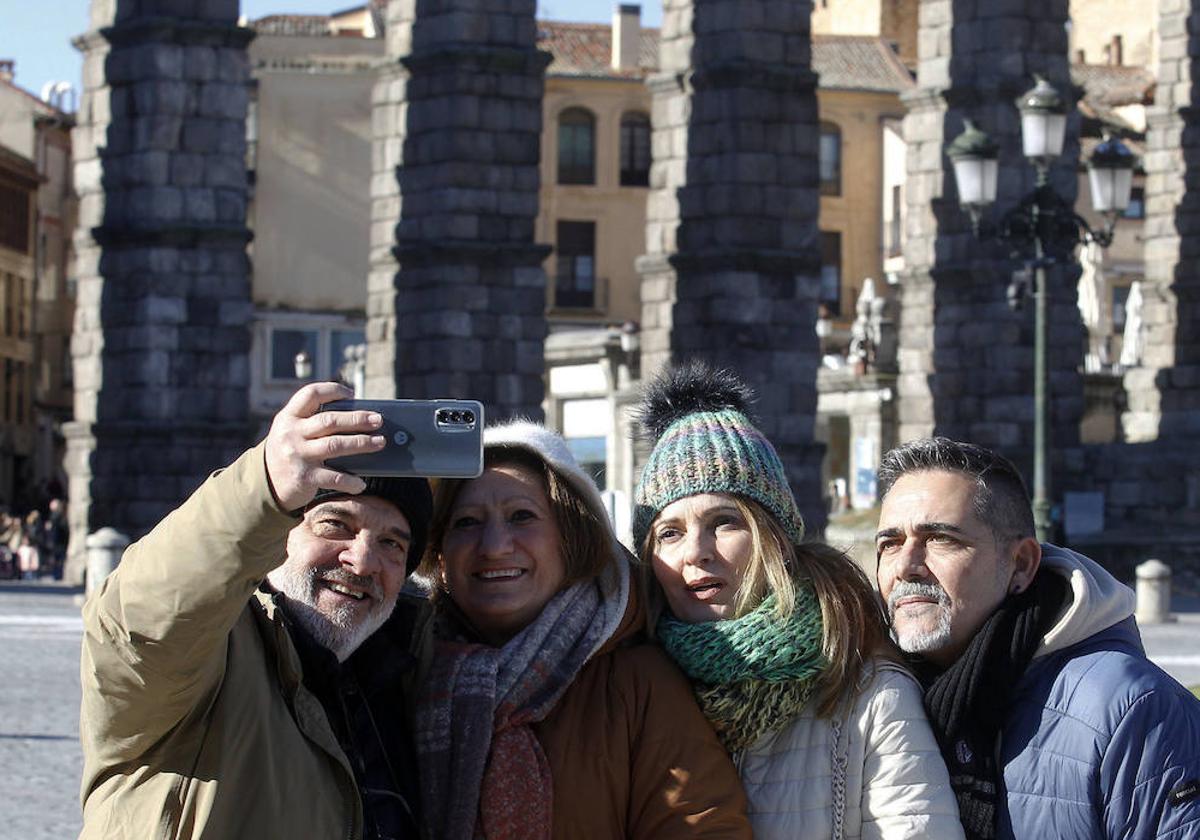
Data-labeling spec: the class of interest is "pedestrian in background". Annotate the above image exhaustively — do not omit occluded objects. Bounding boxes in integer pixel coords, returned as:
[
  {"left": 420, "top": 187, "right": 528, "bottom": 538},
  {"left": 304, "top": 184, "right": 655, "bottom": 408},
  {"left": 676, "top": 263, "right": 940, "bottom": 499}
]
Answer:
[
  {"left": 41, "top": 497, "right": 68, "bottom": 580},
  {"left": 0, "top": 509, "right": 20, "bottom": 578},
  {"left": 634, "top": 361, "right": 964, "bottom": 840},
  {"left": 415, "top": 420, "right": 751, "bottom": 840},
  {"left": 18, "top": 511, "right": 42, "bottom": 579}
]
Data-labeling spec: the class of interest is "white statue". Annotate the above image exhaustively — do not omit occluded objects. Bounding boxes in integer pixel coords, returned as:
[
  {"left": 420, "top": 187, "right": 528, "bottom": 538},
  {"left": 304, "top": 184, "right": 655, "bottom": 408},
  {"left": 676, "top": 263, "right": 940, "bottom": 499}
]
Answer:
[
  {"left": 1119, "top": 280, "right": 1144, "bottom": 369},
  {"left": 1077, "top": 241, "right": 1111, "bottom": 370},
  {"left": 848, "top": 278, "right": 877, "bottom": 370}
]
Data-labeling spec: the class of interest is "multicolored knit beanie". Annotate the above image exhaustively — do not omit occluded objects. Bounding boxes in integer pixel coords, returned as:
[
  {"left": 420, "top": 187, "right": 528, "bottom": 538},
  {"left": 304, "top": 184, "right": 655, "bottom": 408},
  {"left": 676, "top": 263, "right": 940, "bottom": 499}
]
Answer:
[{"left": 632, "top": 361, "right": 805, "bottom": 550}]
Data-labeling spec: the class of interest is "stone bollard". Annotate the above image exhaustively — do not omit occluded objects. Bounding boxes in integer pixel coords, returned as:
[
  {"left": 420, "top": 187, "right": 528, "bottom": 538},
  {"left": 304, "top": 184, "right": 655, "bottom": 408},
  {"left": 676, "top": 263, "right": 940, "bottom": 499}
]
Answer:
[
  {"left": 85, "top": 528, "right": 129, "bottom": 599},
  {"left": 1135, "top": 558, "right": 1175, "bottom": 625}
]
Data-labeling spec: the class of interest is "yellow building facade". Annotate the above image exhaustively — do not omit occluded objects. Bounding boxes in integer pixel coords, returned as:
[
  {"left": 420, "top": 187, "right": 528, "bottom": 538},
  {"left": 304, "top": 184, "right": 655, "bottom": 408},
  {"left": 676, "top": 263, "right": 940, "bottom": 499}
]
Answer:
[
  {"left": 533, "top": 18, "right": 913, "bottom": 337},
  {"left": 0, "top": 65, "right": 75, "bottom": 507}
]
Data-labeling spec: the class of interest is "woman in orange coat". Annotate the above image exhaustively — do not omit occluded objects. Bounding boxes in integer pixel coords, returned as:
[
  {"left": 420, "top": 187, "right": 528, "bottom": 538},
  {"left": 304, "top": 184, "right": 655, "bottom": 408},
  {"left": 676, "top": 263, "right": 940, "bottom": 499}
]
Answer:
[{"left": 415, "top": 420, "right": 751, "bottom": 840}]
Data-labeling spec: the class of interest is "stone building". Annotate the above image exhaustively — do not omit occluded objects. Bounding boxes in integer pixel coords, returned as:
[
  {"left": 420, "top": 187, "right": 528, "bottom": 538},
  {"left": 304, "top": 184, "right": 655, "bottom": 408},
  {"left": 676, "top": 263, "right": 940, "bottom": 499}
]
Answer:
[
  {"left": 244, "top": 9, "right": 382, "bottom": 418},
  {"left": 0, "top": 63, "right": 75, "bottom": 510},
  {"left": 0, "top": 144, "right": 38, "bottom": 509},
  {"left": 536, "top": 11, "right": 655, "bottom": 329}
]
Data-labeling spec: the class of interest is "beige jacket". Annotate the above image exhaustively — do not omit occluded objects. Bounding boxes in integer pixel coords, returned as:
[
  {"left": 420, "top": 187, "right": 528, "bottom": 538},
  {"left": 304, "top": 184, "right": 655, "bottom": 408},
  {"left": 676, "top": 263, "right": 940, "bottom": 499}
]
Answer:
[{"left": 79, "top": 443, "right": 428, "bottom": 839}]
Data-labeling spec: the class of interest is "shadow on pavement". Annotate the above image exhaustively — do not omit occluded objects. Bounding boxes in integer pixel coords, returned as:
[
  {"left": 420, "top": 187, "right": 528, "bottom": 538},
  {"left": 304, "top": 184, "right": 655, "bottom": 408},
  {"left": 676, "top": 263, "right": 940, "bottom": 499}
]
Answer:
[{"left": 0, "top": 581, "right": 83, "bottom": 596}]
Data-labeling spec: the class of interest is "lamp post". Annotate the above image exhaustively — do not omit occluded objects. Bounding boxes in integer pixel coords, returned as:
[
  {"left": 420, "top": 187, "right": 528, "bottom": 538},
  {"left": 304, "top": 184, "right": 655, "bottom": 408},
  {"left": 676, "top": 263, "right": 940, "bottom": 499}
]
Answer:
[{"left": 946, "top": 75, "right": 1135, "bottom": 543}]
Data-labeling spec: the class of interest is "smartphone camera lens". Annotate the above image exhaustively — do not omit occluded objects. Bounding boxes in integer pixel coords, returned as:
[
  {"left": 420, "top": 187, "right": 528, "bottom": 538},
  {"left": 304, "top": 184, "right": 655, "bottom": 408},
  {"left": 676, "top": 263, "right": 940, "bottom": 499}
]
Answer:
[{"left": 463, "top": 411, "right": 475, "bottom": 424}]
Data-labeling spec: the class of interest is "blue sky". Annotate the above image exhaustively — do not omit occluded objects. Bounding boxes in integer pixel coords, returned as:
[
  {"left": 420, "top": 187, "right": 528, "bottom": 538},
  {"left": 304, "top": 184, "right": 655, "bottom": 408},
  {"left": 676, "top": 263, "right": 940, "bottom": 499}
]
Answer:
[{"left": 4, "top": 1, "right": 663, "bottom": 102}]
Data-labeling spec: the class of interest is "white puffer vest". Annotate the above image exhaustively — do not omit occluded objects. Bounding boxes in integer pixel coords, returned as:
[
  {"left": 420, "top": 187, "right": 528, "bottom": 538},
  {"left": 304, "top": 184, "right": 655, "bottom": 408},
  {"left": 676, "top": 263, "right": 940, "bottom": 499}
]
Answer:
[{"left": 734, "top": 660, "right": 966, "bottom": 840}]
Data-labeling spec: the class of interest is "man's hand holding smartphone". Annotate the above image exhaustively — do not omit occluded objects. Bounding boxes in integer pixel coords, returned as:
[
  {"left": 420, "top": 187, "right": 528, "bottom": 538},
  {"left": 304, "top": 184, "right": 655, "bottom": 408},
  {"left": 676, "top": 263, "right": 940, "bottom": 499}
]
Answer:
[
  {"left": 319, "top": 398, "right": 485, "bottom": 479},
  {"left": 263, "top": 383, "right": 387, "bottom": 512}
]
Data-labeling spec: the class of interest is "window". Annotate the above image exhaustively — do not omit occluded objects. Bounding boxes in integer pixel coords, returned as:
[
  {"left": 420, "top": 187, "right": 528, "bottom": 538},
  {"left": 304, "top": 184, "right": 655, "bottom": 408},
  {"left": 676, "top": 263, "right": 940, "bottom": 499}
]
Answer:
[
  {"left": 1112, "top": 283, "right": 1131, "bottom": 331},
  {"left": 2, "top": 359, "right": 10, "bottom": 423},
  {"left": 329, "top": 328, "right": 365, "bottom": 380},
  {"left": 1122, "top": 186, "right": 1145, "bottom": 220},
  {"left": 820, "top": 231, "right": 842, "bottom": 315},
  {"left": 819, "top": 122, "right": 842, "bottom": 196},
  {"left": 887, "top": 184, "right": 902, "bottom": 256},
  {"left": 269, "top": 328, "right": 319, "bottom": 381},
  {"left": 554, "top": 221, "right": 597, "bottom": 309},
  {"left": 619, "top": 112, "right": 651, "bottom": 187},
  {"left": 1, "top": 273, "right": 10, "bottom": 337},
  {"left": 62, "top": 335, "right": 72, "bottom": 388},
  {"left": 0, "top": 182, "right": 31, "bottom": 253},
  {"left": 558, "top": 108, "right": 596, "bottom": 185}
]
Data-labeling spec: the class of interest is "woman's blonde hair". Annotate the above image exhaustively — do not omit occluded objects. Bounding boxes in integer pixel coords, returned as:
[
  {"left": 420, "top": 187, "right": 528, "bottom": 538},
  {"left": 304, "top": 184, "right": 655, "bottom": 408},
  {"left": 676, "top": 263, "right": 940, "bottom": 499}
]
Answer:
[
  {"left": 639, "top": 495, "right": 892, "bottom": 717},
  {"left": 418, "top": 445, "right": 614, "bottom": 587}
]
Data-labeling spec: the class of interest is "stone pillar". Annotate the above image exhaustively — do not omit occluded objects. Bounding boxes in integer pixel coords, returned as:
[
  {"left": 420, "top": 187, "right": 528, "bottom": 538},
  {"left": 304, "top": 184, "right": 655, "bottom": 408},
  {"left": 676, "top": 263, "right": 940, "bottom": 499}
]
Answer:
[
  {"left": 638, "top": 0, "right": 827, "bottom": 531},
  {"left": 367, "top": 0, "right": 550, "bottom": 420},
  {"left": 66, "top": 0, "right": 253, "bottom": 582},
  {"left": 899, "top": 1, "right": 1084, "bottom": 460},
  {"left": 1122, "top": 0, "right": 1200, "bottom": 442}
]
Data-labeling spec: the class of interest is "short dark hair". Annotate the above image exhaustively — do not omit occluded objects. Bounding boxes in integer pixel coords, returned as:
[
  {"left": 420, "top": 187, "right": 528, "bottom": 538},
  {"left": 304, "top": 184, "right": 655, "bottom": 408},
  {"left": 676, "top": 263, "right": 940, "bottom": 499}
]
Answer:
[{"left": 877, "top": 437, "right": 1036, "bottom": 542}]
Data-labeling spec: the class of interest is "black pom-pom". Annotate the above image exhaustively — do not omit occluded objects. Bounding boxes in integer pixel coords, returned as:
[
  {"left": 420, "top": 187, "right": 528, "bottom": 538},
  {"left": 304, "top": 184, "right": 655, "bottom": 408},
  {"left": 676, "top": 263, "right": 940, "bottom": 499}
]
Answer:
[{"left": 636, "top": 360, "right": 756, "bottom": 441}]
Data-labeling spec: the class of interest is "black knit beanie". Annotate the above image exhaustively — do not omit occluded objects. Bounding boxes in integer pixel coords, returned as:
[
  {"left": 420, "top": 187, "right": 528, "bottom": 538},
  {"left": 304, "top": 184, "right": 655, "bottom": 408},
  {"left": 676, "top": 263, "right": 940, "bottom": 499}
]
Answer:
[{"left": 311, "top": 476, "right": 433, "bottom": 576}]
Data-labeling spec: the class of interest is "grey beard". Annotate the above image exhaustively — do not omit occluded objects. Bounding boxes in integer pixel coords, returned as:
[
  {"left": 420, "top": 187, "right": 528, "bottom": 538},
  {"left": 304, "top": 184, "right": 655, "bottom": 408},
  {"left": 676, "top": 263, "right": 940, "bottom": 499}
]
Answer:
[
  {"left": 267, "top": 563, "right": 394, "bottom": 662},
  {"left": 887, "top": 580, "right": 952, "bottom": 654}
]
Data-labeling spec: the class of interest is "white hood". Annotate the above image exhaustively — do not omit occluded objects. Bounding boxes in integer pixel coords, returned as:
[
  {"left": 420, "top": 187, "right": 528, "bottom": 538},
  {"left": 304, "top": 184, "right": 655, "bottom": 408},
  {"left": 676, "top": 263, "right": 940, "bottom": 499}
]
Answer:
[{"left": 1035, "top": 544, "right": 1136, "bottom": 658}]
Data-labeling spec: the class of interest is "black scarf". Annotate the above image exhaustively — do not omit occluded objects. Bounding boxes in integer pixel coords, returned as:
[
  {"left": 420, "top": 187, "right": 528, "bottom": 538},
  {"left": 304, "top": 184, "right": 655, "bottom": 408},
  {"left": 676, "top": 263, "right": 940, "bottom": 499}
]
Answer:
[
  {"left": 285, "top": 595, "right": 424, "bottom": 840},
  {"left": 914, "top": 570, "right": 1068, "bottom": 840}
]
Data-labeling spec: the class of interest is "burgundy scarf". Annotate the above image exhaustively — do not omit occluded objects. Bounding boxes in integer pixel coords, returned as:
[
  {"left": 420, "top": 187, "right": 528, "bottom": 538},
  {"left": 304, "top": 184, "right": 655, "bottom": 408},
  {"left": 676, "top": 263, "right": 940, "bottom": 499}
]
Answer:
[{"left": 415, "top": 561, "right": 628, "bottom": 840}]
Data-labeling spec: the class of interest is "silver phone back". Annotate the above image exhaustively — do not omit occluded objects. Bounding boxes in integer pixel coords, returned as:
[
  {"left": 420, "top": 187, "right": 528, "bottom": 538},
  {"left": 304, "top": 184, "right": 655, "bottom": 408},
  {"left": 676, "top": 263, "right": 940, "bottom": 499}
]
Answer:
[{"left": 322, "top": 399, "right": 484, "bottom": 479}]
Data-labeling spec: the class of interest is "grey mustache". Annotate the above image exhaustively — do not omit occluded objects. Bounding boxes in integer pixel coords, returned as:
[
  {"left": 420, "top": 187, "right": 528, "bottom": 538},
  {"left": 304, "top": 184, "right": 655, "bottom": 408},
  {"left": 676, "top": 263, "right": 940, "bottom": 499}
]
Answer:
[
  {"left": 887, "top": 581, "right": 949, "bottom": 611},
  {"left": 315, "top": 566, "right": 384, "bottom": 602}
]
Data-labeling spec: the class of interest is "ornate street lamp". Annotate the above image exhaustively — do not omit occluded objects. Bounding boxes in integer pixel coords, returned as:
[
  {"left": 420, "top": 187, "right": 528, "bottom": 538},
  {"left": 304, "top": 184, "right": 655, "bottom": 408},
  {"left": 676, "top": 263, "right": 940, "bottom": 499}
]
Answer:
[
  {"left": 1087, "top": 132, "right": 1136, "bottom": 216},
  {"left": 946, "top": 119, "right": 999, "bottom": 233},
  {"left": 1016, "top": 75, "right": 1068, "bottom": 164},
  {"left": 946, "top": 76, "right": 1136, "bottom": 542}
]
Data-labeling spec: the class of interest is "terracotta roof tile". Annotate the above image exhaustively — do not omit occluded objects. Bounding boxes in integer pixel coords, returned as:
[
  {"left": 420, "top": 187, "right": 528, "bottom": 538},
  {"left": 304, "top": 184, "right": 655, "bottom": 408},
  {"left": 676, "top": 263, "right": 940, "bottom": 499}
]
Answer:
[
  {"left": 1072, "top": 63, "right": 1155, "bottom": 108},
  {"left": 811, "top": 35, "right": 915, "bottom": 93},
  {"left": 536, "top": 21, "right": 655, "bottom": 79},
  {"left": 250, "top": 14, "right": 333, "bottom": 37},
  {"left": 536, "top": 24, "right": 914, "bottom": 92}
]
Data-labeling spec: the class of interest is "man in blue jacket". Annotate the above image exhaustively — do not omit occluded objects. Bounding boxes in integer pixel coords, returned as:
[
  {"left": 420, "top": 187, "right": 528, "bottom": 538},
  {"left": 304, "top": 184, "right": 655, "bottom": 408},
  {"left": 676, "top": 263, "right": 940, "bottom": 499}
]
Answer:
[{"left": 874, "top": 436, "right": 1200, "bottom": 840}]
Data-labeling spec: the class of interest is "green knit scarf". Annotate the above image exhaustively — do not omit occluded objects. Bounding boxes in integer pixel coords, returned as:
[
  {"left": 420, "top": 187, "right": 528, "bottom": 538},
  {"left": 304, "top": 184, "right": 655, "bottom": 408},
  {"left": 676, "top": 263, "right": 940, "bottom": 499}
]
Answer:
[{"left": 657, "top": 588, "right": 827, "bottom": 753}]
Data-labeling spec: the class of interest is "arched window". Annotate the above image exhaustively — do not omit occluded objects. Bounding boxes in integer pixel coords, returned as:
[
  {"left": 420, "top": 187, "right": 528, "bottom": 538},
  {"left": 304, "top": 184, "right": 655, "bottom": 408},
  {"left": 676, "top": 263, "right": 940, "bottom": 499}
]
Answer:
[
  {"left": 558, "top": 108, "right": 596, "bottom": 185},
  {"left": 619, "top": 111, "right": 651, "bottom": 186},
  {"left": 819, "top": 121, "right": 841, "bottom": 196}
]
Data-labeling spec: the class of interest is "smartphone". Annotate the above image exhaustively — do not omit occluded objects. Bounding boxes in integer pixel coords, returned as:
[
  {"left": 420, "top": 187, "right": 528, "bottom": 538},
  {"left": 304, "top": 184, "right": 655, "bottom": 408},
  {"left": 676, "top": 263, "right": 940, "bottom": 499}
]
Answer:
[{"left": 320, "top": 399, "right": 484, "bottom": 479}]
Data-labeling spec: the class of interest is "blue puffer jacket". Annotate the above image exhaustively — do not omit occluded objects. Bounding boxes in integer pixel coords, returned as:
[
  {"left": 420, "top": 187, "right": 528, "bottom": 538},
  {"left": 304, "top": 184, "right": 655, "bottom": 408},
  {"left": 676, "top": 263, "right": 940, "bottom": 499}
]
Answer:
[{"left": 997, "top": 545, "right": 1200, "bottom": 839}]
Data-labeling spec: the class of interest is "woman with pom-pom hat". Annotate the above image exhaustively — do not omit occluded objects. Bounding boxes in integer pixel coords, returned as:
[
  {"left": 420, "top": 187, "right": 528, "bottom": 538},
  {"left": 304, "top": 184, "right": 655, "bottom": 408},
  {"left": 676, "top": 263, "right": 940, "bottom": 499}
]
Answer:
[{"left": 634, "top": 360, "right": 965, "bottom": 840}]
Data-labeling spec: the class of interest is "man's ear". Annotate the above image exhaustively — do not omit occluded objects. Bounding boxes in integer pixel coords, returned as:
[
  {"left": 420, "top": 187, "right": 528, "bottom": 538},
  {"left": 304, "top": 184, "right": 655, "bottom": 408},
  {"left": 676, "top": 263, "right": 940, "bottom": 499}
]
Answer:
[{"left": 1008, "top": 536, "right": 1041, "bottom": 594}]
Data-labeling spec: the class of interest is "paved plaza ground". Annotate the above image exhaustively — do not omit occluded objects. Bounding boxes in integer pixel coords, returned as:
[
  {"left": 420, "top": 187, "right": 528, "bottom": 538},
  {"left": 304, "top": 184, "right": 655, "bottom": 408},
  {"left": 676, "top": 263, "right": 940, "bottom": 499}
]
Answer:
[{"left": 1, "top": 579, "right": 1198, "bottom": 838}]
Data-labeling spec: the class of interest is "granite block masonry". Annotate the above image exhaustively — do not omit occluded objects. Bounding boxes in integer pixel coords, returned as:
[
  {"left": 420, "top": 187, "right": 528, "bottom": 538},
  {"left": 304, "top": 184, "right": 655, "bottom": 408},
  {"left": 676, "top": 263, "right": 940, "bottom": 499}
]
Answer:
[
  {"left": 898, "top": 0, "right": 1085, "bottom": 472},
  {"left": 637, "top": 0, "right": 827, "bottom": 532},
  {"left": 66, "top": 0, "right": 253, "bottom": 582},
  {"left": 1121, "top": 1, "right": 1200, "bottom": 443},
  {"left": 367, "top": 0, "right": 550, "bottom": 420}
]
